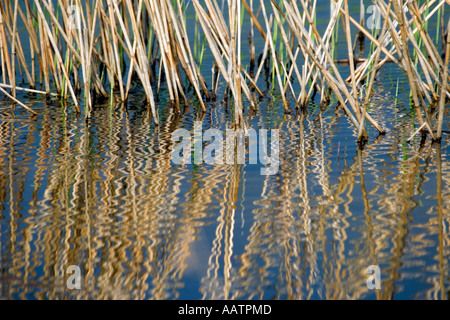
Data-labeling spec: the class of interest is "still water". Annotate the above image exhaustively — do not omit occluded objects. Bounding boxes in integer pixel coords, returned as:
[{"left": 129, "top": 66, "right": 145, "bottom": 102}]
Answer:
[{"left": 1, "top": 2, "right": 450, "bottom": 300}]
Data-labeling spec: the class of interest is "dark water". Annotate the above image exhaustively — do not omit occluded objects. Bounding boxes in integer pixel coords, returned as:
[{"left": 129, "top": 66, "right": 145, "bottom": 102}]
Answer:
[{"left": 0, "top": 2, "right": 450, "bottom": 300}]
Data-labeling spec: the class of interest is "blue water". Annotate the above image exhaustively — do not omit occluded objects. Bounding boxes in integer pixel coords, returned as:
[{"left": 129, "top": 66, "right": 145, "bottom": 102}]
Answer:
[{"left": 0, "top": 0, "right": 449, "bottom": 300}]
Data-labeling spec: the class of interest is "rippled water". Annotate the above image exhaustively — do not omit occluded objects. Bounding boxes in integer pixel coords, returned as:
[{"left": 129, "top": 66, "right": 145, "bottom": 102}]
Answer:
[{"left": 1, "top": 2, "right": 450, "bottom": 300}]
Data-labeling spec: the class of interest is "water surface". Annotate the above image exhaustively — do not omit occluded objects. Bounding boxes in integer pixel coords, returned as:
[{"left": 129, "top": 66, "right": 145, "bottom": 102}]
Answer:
[{"left": 0, "top": 1, "right": 449, "bottom": 300}]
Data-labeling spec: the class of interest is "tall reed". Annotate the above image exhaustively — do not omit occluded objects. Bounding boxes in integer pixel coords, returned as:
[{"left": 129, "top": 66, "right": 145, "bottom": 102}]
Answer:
[{"left": 0, "top": 0, "right": 448, "bottom": 143}]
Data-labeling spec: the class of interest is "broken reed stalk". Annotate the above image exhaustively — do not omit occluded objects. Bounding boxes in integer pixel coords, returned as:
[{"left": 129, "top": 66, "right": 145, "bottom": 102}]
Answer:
[
  {"left": 0, "top": 0, "right": 448, "bottom": 144},
  {"left": 0, "top": 85, "right": 37, "bottom": 114}
]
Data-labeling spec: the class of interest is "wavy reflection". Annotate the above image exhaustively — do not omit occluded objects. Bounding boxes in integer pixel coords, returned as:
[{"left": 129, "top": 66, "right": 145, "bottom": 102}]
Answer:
[{"left": 0, "top": 96, "right": 449, "bottom": 300}]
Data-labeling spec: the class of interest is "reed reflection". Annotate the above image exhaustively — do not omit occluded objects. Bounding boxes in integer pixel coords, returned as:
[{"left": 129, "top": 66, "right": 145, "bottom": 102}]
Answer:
[{"left": 0, "top": 99, "right": 449, "bottom": 300}]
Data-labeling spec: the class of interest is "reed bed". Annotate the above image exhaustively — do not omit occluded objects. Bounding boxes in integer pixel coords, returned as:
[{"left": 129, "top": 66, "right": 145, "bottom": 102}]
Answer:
[{"left": 0, "top": 0, "right": 448, "bottom": 143}]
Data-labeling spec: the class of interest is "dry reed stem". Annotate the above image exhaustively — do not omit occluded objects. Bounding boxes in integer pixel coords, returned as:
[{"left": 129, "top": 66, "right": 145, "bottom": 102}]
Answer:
[
  {"left": 393, "top": 0, "right": 434, "bottom": 139},
  {"left": 436, "top": 20, "right": 450, "bottom": 141},
  {"left": 0, "top": 85, "right": 37, "bottom": 114},
  {"left": 364, "top": 2, "right": 392, "bottom": 104},
  {"left": 33, "top": 0, "right": 80, "bottom": 112},
  {"left": 10, "top": 0, "right": 18, "bottom": 97},
  {"left": 0, "top": 82, "right": 58, "bottom": 96},
  {"left": 260, "top": 0, "right": 288, "bottom": 111},
  {"left": 274, "top": 0, "right": 361, "bottom": 129},
  {"left": 343, "top": 0, "right": 361, "bottom": 123}
]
